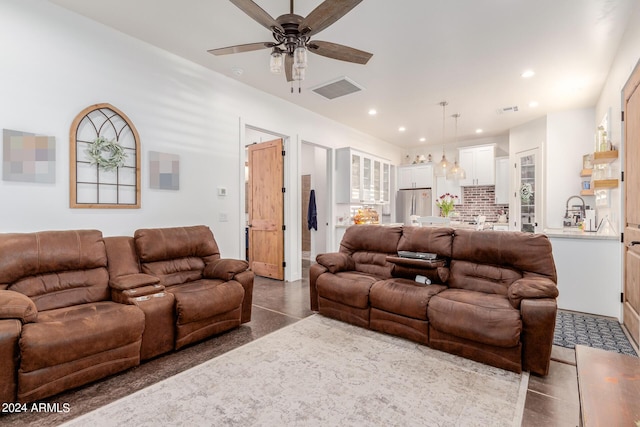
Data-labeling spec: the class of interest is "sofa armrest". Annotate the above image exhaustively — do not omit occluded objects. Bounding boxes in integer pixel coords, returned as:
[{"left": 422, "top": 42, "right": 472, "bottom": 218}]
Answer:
[
  {"left": 110, "top": 273, "right": 161, "bottom": 291},
  {"left": 315, "top": 252, "right": 355, "bottom": 274},
  {"left": 0, "top": 290, "right": 37, "bottom": 323},
  {"left": 203, "top": 259, "right": 249, "bottom": 281},
  {"left": 109, "top": 274, "right": 164, "bottom": 304},
  {"left": 0, "top": 319, "right": 21, "bottom": 404},
  {"left": 520, "top": 298, "right": 557, "bottom": 375},
  {"left": 233, "top": 270, "right": 254, "bottom": 324},
  {"left": 508, "top": 277, "right": 558, "bottom": 309},
  {"left": 309, "top": 263, "right": 328, "bottom": 311}
]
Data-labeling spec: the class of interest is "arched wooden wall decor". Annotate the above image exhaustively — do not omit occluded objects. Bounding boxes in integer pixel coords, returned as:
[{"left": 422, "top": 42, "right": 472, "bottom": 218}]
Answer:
[{"left": 69, "top": 103, "right": 141, "bottom": 208}]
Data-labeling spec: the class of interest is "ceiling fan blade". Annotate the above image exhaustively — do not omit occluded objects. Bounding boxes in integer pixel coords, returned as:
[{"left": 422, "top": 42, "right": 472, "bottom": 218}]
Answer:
[
  {"left": 300, "top": 0, "right": 363, "bottom": 36},
  {"left": 308, "top": 41, "right": 372, "bottom": 64},
  {"left": 207, "top": 42, "right": 273, "bottom": 56},
  {"left": 229, "top": 0, "right": 283, "bottom": 33},
  {"left": 285, "top": 54, "right": 294, "bottom": 82}
]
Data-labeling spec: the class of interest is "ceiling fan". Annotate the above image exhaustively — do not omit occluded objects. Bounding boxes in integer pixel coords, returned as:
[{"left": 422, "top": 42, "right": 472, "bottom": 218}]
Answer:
[{"left": 208, "top": 0, "right": 373, "bottom": 87}]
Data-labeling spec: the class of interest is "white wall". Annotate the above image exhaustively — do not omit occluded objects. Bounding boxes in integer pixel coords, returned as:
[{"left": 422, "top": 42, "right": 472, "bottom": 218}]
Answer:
[
  {"left": 0, "top": 1, "right": 402, "bottom": 274},
  {"left": 545, "top": 108, "right": 595, "bottom": 229},
  {"left": 594, "top": 0, "right": 640, "bottom": 234}
]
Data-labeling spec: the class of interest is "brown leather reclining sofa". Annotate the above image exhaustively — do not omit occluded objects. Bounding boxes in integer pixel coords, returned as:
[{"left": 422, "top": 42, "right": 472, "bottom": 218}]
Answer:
[
  {"left": 0, "top": 225, "right": 253, "bottom": 403},
  {"left": 310, "top": 225, "right": 558, "bottom": 375}
]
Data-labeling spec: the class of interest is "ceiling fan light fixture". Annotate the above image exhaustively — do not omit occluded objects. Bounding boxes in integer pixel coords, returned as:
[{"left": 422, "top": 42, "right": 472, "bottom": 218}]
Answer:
[
  {"left": 269, "top": 49, "right": 283, "bottom": 74},
  {"left": 293, "top": 66, "right": 306, "bottom": 81},
  {"left": 294, "top": 45, "right": 308, "bottom": 69}
]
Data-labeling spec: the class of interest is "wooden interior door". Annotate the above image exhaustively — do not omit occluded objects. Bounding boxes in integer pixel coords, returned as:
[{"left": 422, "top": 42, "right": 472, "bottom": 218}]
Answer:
[
  {"left": 623, "top": 61, "right": 640, "bottom": 346},
  {"left": 248, "top": 138, "right": 284, "bottom": 280}
]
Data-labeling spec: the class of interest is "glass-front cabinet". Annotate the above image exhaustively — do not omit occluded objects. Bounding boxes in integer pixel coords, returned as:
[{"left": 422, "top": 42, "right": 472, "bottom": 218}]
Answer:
[
  {"left": 350, "top": 153, "right": 361, "bottom": 202},
  {"left": 515, "top": 148, "right": 541, "bottom": 233},
  {"left": 336, "top": 148, "right": 391, "bottom": 204}
]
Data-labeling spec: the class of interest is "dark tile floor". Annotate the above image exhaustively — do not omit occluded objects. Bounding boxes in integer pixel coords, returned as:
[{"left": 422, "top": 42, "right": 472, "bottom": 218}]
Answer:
[{"left": 2, "top": 263, "right": 580, "bottom": 426}]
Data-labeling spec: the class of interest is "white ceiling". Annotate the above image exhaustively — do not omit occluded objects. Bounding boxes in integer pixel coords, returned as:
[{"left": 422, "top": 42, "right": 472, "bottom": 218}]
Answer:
[{"left": 49, "top": 0, "right": 635, "bottom": 149}]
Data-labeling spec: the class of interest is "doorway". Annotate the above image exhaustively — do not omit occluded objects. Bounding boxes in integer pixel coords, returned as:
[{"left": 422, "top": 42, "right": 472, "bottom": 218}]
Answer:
[
  {"left": 247, "top": 138, "right": 285, "bottom": 280},
  {"left": 622, "top": 60, "right": 640, "bottom": 347},
  {"left": 300, "top": 142, "right": 330, "bottom": 265}
]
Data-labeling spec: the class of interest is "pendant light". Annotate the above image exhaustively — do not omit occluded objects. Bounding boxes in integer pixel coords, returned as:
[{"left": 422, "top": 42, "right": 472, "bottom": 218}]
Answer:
[
  {"left": 434, "top": 101, "right": 451, "bottom": 177},
  {"left": 447, "top": 113, "right": 467, "bottom": 180}
]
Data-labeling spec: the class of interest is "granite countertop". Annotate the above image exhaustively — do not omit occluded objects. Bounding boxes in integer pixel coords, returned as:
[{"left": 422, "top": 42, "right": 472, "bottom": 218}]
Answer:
[{"left": 543, "top": 228, "right": 618, "bottom": 240}]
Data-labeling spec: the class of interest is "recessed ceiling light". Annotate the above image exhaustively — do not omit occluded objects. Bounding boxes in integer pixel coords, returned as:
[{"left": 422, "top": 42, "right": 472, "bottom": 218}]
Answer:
[
  {"left": 521, "top": 70, "right": 535, "bottom": 78},
  {"left": 368, "top": 109, "right": 377, "bottom": 116},
  {"left": 398, "top": 126, "right": 406, "bottom": 132},
  {"left": 419, "top": 137, "right": 426, "bottom": 142},
  {"left": 475, "top": 128, "right": 483, "bottom": 134},
  {"left": 529, "top": 101, "right": 539, "bottom": 108},
  {"left": 231, "top": 67, "right": 244, "bottom": 76}
]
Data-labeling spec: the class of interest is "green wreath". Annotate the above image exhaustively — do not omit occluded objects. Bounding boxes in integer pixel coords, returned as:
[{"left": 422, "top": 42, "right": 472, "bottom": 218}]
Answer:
[
  {"left": 520, "top": 182, "right": 533, "bottom": 202},
  {"left": 86, "top": 136, "right": 127, "bottom": 171}
]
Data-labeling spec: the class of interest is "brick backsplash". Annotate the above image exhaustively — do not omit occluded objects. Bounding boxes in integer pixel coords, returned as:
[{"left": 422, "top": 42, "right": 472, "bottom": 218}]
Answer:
[{"left": 452, "top": 186, "right": 508, "bottom": 223}]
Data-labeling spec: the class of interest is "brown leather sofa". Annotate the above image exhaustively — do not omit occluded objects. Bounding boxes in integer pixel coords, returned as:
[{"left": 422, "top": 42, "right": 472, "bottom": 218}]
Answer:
[
  {"left": 310, "top": 225, "right": 559, "bottom": 375},
  {"left": 0, "top": 225, "right": 253, "bottom": 404}
]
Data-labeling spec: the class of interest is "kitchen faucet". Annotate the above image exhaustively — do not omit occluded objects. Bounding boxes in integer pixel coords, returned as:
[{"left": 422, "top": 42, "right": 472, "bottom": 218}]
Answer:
[{"left": 563, "top": 195, "right": 585, "bottom": 227}]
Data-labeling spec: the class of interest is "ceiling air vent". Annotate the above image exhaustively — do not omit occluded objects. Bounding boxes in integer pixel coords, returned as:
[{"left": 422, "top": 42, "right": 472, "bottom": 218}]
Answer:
[
  {"left": 496, "top": 105, "right": 519, "bottom": 114},
  {"left": 311, "top": 77, "right": 364, "bottom": 100}
]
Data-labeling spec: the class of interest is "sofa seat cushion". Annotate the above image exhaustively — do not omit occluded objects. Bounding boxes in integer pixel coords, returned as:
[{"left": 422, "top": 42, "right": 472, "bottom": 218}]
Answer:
[
  {"left": 19, "top": 301, "right": 144, "bottom": 372},
  {"left": 167, "top": 279, "right": 245, "bottom": 325},
  {"left": 316, "top": 271, "right": 380, "bottom": 309},
  {"left": 428, "top": 289, "right": 522, "bottom": 348},
  {"left": 370, "top": 279, "right": 447, "bottom": 320}
]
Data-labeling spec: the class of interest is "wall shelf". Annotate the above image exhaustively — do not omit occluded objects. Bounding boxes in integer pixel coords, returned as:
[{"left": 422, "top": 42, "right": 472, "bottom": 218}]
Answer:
[
  {"left": 592, "top": 150, "right": 619, "bottom": 165},
  {"left": 580, "top": 169, "right": 593, "bottom": 177},
  {"left": 581, "top": 189, "right": 595, "bottom": 196},
  {"left": 593, "top": 179, "right": 619, "bottom": 189}
]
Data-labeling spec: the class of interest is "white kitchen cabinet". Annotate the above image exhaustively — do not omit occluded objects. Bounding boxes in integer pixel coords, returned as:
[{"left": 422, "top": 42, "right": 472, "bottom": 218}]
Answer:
[
  {"left": 494, "top": 157, "right": 509, "bottom": 204},
  {"left": 397, "top": 164, "right": 433, "bottom": 189},
  {"left": 459, "top": 145, "right": 495, "bottom": 186},
  {"left": 336, "top": 148, "right": 390, "bottom": 204}
]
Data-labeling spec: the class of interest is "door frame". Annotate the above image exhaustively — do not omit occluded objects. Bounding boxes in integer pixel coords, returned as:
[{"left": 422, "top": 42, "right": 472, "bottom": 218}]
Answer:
[
  {"left": 622, "top": 59, "right": 640, "bottom": 343},
  {"left": 299, "top": 140, "right": 333, "bottom": 271},
  {"left": 240, "top": 123, "right": 293, "bottom": 281}
]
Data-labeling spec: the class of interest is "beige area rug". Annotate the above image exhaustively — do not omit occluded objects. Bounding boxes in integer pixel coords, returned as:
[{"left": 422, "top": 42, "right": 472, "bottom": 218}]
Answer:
[{"left": 62, "top": 315, "right": 528, "bottom": 426}]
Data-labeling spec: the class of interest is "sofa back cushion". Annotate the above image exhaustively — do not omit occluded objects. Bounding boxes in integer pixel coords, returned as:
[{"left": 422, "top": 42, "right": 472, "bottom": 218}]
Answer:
[
  {"left": 397, "top": 226, "right": 454, "bottom": 257},
  {"left": 449, "top": 229, "right": 557, "bottom": 295},
  {"left": 339, "top": 225, "right": 402, "bottom": 278},
  {"left": 0, "top": 230, "right": 110, "bottom": 311},
  {"left": 134, "top": 226, "right": 220, "bottom": 287}
]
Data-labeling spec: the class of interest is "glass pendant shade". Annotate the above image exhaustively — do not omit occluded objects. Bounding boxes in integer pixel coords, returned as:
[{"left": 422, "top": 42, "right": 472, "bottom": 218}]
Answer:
[
  {"left": 434, "top": 154, "right": 451, "bottom": 177},
  {"left": 293, "top": 66, "right": 306, "bottom": 81},
  {"left": 293, "top": 46, "right": 308, "bottom": 69},
  {"left": 447, "top": 161, "right": 460, "bottom": 180},
  {"left": 435, "top": 101, "right": 450, "bottom": 177},
  {"left": 457, "top": 166, "right": 467, "bottom": 180},
  {"left": 270, "top": 50, "right": 283, "bottom": 74}
]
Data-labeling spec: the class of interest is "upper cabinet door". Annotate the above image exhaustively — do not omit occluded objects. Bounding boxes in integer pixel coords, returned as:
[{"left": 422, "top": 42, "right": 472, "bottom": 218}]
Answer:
[
  {"left": 459, "top": 145, "right": 495, "bottom": 186},
  {"left": 335, "top": 148, "right": 390, "bottom": 204},
  {"left": 397, "top": 164, "right": 433, "bottom": 189}
]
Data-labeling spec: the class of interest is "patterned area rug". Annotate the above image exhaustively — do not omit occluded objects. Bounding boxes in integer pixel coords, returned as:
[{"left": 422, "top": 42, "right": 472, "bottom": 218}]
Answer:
[
  {"left": 62, "top": 315, "right": 528, "bottom": 427},
  {"left": 554, "top": 310, "right": 638, "bottom": 357}
]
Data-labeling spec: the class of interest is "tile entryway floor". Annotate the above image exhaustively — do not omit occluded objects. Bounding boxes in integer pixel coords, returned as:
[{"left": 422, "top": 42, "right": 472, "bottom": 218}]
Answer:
[{"left": 2, "top": 262, "right": 579, "bottom": 426}]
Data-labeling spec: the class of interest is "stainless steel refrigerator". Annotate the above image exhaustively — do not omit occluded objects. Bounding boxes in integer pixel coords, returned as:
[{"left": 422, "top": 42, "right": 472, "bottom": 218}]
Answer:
[{"left": 396, "top": 188, "right": 432, "bottom": 225}]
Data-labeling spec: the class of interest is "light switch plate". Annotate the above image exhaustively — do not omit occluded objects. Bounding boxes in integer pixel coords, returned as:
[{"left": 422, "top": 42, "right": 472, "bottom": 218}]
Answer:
[{"left": 218, "top": 187, "right": 227, "bottom": 196}]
